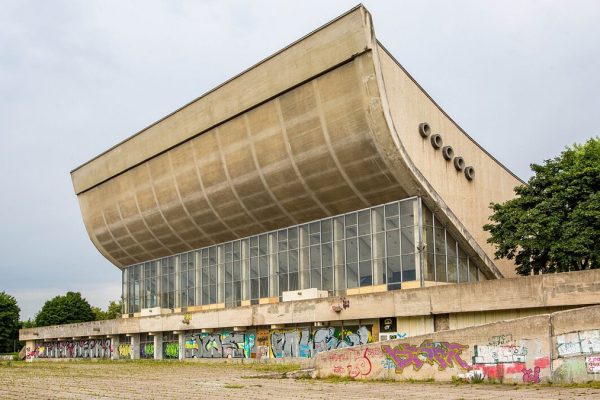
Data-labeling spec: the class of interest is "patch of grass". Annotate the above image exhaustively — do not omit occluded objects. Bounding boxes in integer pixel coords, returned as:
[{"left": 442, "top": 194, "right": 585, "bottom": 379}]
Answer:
[
  {"left": 223, "top": 383, "right": 244, "bottom": 389},
  {"left": 542, "top": 380, "right": 600, "bottom": 389}
]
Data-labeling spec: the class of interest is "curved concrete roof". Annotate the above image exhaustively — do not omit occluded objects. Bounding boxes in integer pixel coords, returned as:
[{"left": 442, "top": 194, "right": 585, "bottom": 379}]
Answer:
[{"left": 71, "top": 6, "right": 520, "bottom": 278}]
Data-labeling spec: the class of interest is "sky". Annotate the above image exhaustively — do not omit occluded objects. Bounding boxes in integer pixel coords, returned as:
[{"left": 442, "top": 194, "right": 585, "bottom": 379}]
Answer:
[{"left": 1, "top": 0, "right": 598, "bottom": 320}]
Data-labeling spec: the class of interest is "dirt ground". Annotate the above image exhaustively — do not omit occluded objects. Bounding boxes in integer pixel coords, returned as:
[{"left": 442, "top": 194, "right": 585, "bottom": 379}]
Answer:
[{"left": 1, "top": 360, "right": 600, "bottom": 400}]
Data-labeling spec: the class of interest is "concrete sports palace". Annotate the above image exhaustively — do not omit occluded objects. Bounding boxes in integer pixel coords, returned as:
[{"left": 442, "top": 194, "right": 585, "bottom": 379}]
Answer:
[{"left": 20, "top": 5, "right": 600, "bottom": 361}]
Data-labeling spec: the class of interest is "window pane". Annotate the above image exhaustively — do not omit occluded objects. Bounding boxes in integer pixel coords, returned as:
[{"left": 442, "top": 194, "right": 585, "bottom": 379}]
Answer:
[
  {"left": 259, "top": 255, "right": 269, "bottom": 277},
  {"left": 289, "top": 250, "right": 298, "bottom": 272},
  {"left": 401, "top": 226, "right": 416, "bottom": 255},
  {"left": 359, "top": 261, "right": 372, "bottom": 286},
  {"left": 259, "top": 277, "right": 269, "bottom": 298},
  {"left": 322, "top": 267, "right": 333, "bottom": 291},
  {"left": 321, "top": 220, "right": 332, "bottom": 243},
  {"left": 358, "top": 210, "right": 370, "bottom": 236},
  {"left": 259, "top": 235, "right": 268, "bottom": 256},
  {"left": 279, "top": 273, "right": 288, "bottom": 293},
  {"left": 233, "top": 260, "right": 241, "bottom": 281},
  {"left": 346, "top": 238, "right": 358, "bottom": 263},
  {"left": 251, "top": 279, "right": 259, "bottom": 300},
  {"left": 322, "top": 243, "right": 332, "bottom": 267},
  {"left": 334, "top": 217, "right": 344, "bottom": 241},
  {"left": 278, "top": 252, "right": 288, "bottom": 273},
  {"left": 346, "top": 262, "right": 358, "bottom": 288},
  {"left": 288, "top": 227, "right": 298, "bottom": 249},
  {"left": 386, "top": 229, "right": 400, "bottom": 256},
  {"left": 402, "top": 254, "right": 416, "bottom": 281},
  {"left": 311, "top": 268, "right": 321, "bottom": 290},
  {"left": 289, "top": 272, "right": 298, "bottom": 291},
  {"left": 345, "top": 213, "right": 357, "bottom": 226},
  {"left": 358, "top": 236, "right": 371, "bottom": 261},
  {"left": 387, "top": 256, "right": 401, "bottom": 284},
  {"left": 400, "top": 200, "right": 416, "bottom": 227},
  {"left": 310, "top": 245, "right": 321, "bottom": 268},
  {"left": 250, "top": 258, "right": 258, "bottom": 278}
]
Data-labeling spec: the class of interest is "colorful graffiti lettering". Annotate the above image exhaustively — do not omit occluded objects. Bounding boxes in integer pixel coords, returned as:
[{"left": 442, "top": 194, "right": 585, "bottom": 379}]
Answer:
[
  {"left": 164, "top": 342, "right": 179, "bottom": 358},
  {"left": 473, "top": 345, "right": 527, "bottom": 364},
  {"left": 142, "top": 343, "right": 154, "bottom": 358},
  {"left": 118, "top": 344, "right": 131, "bottom": 358},
  {"left": 346, "top": 348, "right": 372, "bottom": 378},
  {"left": 381, "top": 340, "right": 470, "bottom": 373},
  {"left": 556, "top": 329, "right": 600, "bottom": 357},
  {"left": 184, "top": 332, "right": 256, "bottom": 359},
  {"left": 522, "top": 366, "right": 541, "bottom": 383},
  {"left": 28, "top": 339, "right": 113, "bottom": 359},
  {"left": 586, "top": 356, "right": 600, "bottom": 373}
]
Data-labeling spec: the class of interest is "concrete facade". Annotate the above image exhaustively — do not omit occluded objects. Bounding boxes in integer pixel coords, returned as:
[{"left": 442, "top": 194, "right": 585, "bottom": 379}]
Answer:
[
  {"left": 70, "top": 5, "right": 520, "bottom": 278},
  {"left": 313, "top": 304, "right": 600, "bottom": 384}
]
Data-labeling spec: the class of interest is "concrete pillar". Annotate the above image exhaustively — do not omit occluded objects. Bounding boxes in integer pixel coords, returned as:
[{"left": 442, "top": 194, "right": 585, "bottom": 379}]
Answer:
[
  {"left": 110, "top": 335, "right": 120, "bottom": 360},
  {"left": 130, "top": 334, "right": 140, "bottom": 360},
  {"left": 153, "top": 333, "right": 163, "bottom": 360},
  {"left": 178, "top": 332, "right": 186, "bottom": 361}
]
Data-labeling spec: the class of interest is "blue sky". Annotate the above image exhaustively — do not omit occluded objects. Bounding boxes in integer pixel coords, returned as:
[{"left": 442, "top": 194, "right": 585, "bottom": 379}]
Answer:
[{"left": 1, "top": 0, "right": 598, "bottom": 320}]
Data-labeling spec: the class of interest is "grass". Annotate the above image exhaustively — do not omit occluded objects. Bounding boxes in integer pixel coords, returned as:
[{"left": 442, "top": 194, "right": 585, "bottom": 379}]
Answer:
[{"left": 223, "top": 383, "right": 245, "bottom": 389}]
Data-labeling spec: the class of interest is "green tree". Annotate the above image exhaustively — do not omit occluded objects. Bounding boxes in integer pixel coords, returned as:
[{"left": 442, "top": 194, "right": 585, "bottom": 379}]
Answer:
[
  {"left": 35, "top": 292, "right": 95, "bottom": 327},
  {"left": 484, "top": 137, "right": 600, "bottom": 275},
  {"left": 0, "top": 292, "right": 20, "bottom": 353},
  {"left": 91, "top": 300, "right": 122, "bottom": 321},
  {"left": 106, "top": 300, "right": 122, "bottom": 320}
]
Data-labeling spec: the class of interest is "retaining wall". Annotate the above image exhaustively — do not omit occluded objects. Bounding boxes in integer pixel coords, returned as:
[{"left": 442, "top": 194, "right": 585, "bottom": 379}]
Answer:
[{"left": 313, "top": 304, "right": 600, "bottom": 384}]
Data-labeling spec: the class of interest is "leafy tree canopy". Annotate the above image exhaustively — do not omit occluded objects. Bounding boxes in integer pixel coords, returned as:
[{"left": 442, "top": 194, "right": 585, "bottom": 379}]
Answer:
[
  {"left": 35, "top": 291, "right": 95, "bottom": 327},
  {"left": 92, "top": 300, "right": 122, "bottom": 321},
  {"left": 484, "top": 137, "right": 600, "bottom": 275},
  {"left": 0, "top": 292, "right": 20, "bottom": 353}
]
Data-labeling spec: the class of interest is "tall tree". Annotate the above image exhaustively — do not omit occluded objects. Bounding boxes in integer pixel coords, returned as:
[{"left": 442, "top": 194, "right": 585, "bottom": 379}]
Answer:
[
  {"left": 484, "top": 137, "right": 600, "bottom": 275},
  {"left": 0, "top": 292, "right": 20, "bottom": 353},
  {"left": 35, "top": 292, "right": 95, "bottom": 327}
]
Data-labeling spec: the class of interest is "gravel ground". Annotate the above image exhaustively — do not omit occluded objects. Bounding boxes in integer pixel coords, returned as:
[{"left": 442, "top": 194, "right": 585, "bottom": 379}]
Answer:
[{"left": 1, "top": 361, "right": 599, "bottom": 400}]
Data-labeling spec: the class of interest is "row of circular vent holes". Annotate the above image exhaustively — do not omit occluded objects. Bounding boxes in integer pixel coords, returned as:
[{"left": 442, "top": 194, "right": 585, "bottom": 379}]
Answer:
[{"left": 419, "top": 123, "right": 475, "bottom": 181}]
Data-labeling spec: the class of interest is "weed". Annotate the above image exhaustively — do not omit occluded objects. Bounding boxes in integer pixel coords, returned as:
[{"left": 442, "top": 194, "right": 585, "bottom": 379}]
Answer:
[{"left": 223, "top": 383, "right": 244, "bottom": 389}]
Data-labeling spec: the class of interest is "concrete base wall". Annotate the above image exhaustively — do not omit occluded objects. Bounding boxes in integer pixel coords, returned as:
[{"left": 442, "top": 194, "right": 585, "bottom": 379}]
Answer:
[{"left": 313, "top": 304, "right": 600, "bottom": 384}]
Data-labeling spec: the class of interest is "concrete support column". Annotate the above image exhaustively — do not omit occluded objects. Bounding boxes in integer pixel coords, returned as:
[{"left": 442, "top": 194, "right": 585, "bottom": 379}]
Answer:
[
  {"left": 130, "top": 334, "right": 140, "bottom": 360},
  {"left": 178, "top": 332, "right": 186, "bottom": 361},
  {"left": 110, "top": 335, "right": 120, "bottom": 360},
  {"left": 153, "top": 333, "right": 163, "bottom": 360}
]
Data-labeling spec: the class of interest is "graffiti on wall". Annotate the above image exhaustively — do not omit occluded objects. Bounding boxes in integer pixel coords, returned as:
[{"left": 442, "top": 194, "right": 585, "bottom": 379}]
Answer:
[
  {"left": 164, "top": 342, "right": 179, "bottom": 358},
  {"left": 473, "top": 345, "right": 527, "bottom": 364},
  {"left": 118, "top": 344, "right": 131, "bottom": 359},
  {"left": 470, "top": 339, "right": 550, "bottom": 383},
  {"left": 556, "top": 329, "right": 600, "bottom": 357},
  {"left": 141, "top": 343, "right": 154, "bottom": 358},
  {"left": 27, "top": 339, "right": 112, "bottom": 359},
  {"left": 271, "top": 325, "right": 372, "bottom": 358},
  {"left": 185, "top": 332, "right": 256, "bottom": 359},
  {"left": 381, "top": 340, "right": 470, "bottom": 373},
  {"left": 586, "top": 356, "right": 600, "bottom": 373}
]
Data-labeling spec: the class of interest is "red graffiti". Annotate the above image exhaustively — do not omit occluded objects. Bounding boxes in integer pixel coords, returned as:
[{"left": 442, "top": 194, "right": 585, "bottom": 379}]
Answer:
[
  {"left": 332, "top": 365, "right": 345, "bottom": 374},
  {"left": 522, "top": 366, "right": 541, "bottom": 383},
  {"left": 346, "top": 349, "right": 372, "bottom": 378},
  {"left": 382, "top": 341, "right": 470, "bottom": 373}
]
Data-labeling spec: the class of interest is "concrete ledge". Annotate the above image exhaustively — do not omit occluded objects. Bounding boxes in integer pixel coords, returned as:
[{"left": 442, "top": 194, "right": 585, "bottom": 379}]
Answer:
[{"left": 20, "top": 270, "right": 600, "bottom": 341}]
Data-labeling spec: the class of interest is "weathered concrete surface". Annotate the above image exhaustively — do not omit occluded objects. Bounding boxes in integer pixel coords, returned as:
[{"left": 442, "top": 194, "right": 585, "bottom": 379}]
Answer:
[
  {"left": 2, "top": 361, "right": 599, "bottom": 400},
  {"left": 313, "top": 304, "right": 600, "bottom": 384},
  {"left": 20, "top": 270, "right": 600, "bottom": 342},
  {"left": 315, "top": 314, "right": 553, "bottom": 384},
  {"left": 70, "top": 5, "right": 521, "bottom": 280},
  {"left": 551, "top": 306, "right": 600, "bottom": 383}
]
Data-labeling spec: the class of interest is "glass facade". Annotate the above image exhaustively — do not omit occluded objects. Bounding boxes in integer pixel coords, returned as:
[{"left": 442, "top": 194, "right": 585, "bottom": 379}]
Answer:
[{"left": 123, "top": 197, "right": 485, "bottom": 314}]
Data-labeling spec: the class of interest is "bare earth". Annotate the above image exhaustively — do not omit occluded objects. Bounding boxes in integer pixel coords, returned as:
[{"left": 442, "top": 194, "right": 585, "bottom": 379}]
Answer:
[{"left": 1, "top": 361, "right": 599, "bottom": 400}]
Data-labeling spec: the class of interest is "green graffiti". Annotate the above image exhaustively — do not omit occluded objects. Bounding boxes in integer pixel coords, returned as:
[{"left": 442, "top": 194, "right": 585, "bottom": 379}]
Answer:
[
  {"left": 164, "top": 342, "right": 179, "bottom": 358},
  {"left": 143, "top": 343, "right": 154, "bottom": 357}
]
